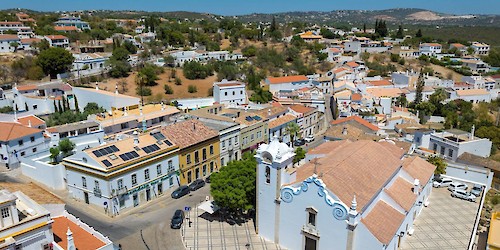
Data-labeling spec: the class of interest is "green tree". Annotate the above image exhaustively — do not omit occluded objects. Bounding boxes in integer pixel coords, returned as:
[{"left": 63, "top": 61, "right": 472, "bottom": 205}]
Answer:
[
  {"left": 210, "top": 152, "right": 256, "bottom": 211},
  {"left": 26, "top": 66, "right": 45, "bottom": 80},
  {"left": 285, "top": 122, "right": 300, "bottom": 144},
  {"left": 249, "top": 87, "right": 272, "bottom": 103},
  {"left": 183, "top": 61, "right": 213, "bottom": 80},
  {"left": 49, "top": 147, "right": 60, "bottom": 163},
  {"left": 396, "top": 25, "right": 404, "bottom": 39},
  {"left": 415, "top": 29, "right": 423, "bottom": 38},
  {"left": 415, "top": 72, "right": 424, "bottom": 104},
  {"left": 164, "top": 84, "right": 174, "bottom": 94},
  {"left": 36, "top": 47, "right": 74, "bottom": 78},
  {"left": 293, "top": 147, "right": 306, "bottom": 165},
  {"left": 395, "top": 94, "right": 408, "bottom": 108},
  {"left": 137, "top": 64, "right": 160, "bottom": 86},
  {"left": 427, "top": 155, "right": 446, "bottom": 175},
  {"left": 188, "top": 85, "right": 198, "bottom": 93},
  {"left": 122, "top": 40, "right": 137, "bottom": 54},
  {"left": 58, "top": 138, "right": 75, "bottom": 156},
  {"left": 416, "top": 101, "right": 436, "bottom": 123},
  {"left": 74, "top": 96, "right": 80, "bottom": 113}
]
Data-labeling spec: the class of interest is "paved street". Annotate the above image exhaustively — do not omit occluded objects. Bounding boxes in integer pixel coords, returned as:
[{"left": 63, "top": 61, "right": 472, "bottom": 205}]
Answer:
[
  {"left": 400, "top": 186, "right": 480, "bottom": 250},
  {"left": 65, "top": 185, "right": 210, "bottom": 250},
  {"left": 183, "top": 206, "right": 283, "bottom": 250}
]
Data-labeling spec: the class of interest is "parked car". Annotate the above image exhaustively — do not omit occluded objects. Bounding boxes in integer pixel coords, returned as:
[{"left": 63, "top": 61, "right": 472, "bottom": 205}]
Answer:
[
  {"left": 433, "top": 177, "right": 453, "bottom": 188},
  {"left": 171, "top": 185, "right": 190, "bottom": 199},
  {"left": 189, "top": 179, "right": 205, "bottom": 191},
  {"left": 170, "top": 209, "right": 185, "bottom": 229},
  {"left": 294, "top": 139, "right": 306, "bottom": 146},
  {"left": 304, "top": 135, "right": 315, "bottom": 143},
  {"left": 447, "top": 181, "right": 468, "bottom": 192},
  {"left": 451, "top": 189, "right": 477, "bottom": 202},
  {"left": 471, "top": 184, "right": 483, "bottom": 197},
  {"left": 205, "top": 174, "right": 211, "bottom": 183}
]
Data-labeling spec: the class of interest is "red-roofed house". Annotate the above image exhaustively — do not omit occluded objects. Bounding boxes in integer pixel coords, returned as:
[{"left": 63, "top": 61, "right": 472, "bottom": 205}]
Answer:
[
  {"left": 54, "top": 25, "right": 79, "bottom": 32},
  {"left": 0, "top": 122, "right": 46, "bottom": 167},
  {"left": 44, "top": 35, "right": 69, "bottom": 48},
  {"left": 255, "top": 139, "right": 436, "bottom": 250},
  {"left": 264, "top": 75, "right": 311, "bottom": 94},
  {"left": 0, "top": 34, "right": 21, "bottom": 53},
  {"left": 288, "top": 104, "right": 321, "bottom": 138},
  {"left": 419, "top": 43, "right": 442, "bottom": 56},
  {"left": 330, "top": 115, "right": 379, "bottom": 132}
]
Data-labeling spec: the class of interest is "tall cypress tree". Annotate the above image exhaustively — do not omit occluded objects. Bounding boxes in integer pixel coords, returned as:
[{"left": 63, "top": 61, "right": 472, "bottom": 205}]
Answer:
[
  {"left": 74, "top": 95, "right": 80, "bottom": 113},
  {"left": 53, "top": 100, "right": 58, "bottom": 113},
  {"left": 58, "top": 100, "right": 63, "bottom": 114},
  {"left": 415, "top": 71, "right": 424, "bottom": 104},
  {"left": 396, "top": 25, "right": 404, "bottom": 39}
]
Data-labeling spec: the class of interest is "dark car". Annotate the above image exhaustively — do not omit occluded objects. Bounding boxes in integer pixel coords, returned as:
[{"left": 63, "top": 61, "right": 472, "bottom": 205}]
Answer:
[
  {"left": 189, "top": 179, "right": 205, "bottom": 191},
  {"left": 294, "top": 139, "right": 306, "bottom": 146},
  {"left": 205, "top": 174, "right": 211, "bottom": 183},
  {"left": 170, "top": 209, "right": 185, "bottom": 229},
  {"left": 171, "top": 185, "right": 190, "bottom": 199}
]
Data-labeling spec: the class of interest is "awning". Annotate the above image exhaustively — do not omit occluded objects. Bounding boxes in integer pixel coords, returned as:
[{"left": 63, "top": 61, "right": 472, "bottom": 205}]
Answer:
[{"left": 197, "top": 200, "right": 219, "bottom": 214}]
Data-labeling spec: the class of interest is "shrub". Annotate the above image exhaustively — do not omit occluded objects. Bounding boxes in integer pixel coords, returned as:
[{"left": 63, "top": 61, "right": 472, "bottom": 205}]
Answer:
[
  {"left": 175, "top": 77, "right": 182, "bottom": 85},
  {"left": 136, "top": 86, "right": 152, "bottom": 96},
  {"left": 26, "top": 66, "right": 45, "bottom": 80},
  {"left": 188, "top": 85, "right": 197, "bottom": 93},
  {"left": 164, "top": 84, "right": 174, "bottom": 94}
]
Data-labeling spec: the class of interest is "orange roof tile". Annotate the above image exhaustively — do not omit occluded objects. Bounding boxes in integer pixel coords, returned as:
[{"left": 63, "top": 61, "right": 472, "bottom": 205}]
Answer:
[
  {"left": 0, "top": 34, "right": 20, "bottom": 41},
  {"left": 361, "top": 201, "right": 405, "bottom": 245},
  {"left": 16, "top": 84, "right": 37, "bottom": 91},
  {"left": 451, "top": 43, "right": 466, "bottom": 48},
  {"left": 351, "top": 93, "right": 362, "bottom": 101},
  {"left": 17, "top": 115, "right": 45, "bottom": 128},
  {"left": 54, "top": 26, "right": 79, "bottom": 31},
  {"left": 295, "top": 140, "right": 403, "bottom": 211},
  {"left": 268, "top": 114, "right": 297, "bottom": 129},
  {"left": 330, "top": 116, "right": 379, "bottom": 131},
  {"left": 289, "top": 104, "right": 315, "bottom": 114},
  {"left": 161, "top": 120, "right": 218, "bottom": 149},
  {"left": 368, "top": 79, "right": 392, "bottom": 86},
  {"left": 46, "top": 35, "right": 68, "bottom": 40},
  {"left": 20, "top": 38, "right": 41, "bottom": 44},
  {"left": 267, "top": 75, "right": 308, "bottom": 84},
  {"left": 385, "top": 177, "right": 417, "bottom": 212},
  {"left": 307, "top": 140, "right": 351, "bottom": 155},
  {"left": 52, "top": 216, "right": 106, "bottom": 250},
  {"left": 0, "top": 122, "right": 42, "bottom": 141},
  {"left": 402, "top": 156, "right": 436, "bottom": 184},
  {"left": 345, "top": 61, "right": 359, "bottom": 68}
]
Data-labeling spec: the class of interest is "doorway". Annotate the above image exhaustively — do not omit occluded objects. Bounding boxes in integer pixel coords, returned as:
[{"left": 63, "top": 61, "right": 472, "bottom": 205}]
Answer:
[
  {"left": 305, "top": 236, "right": 317, "bottom": 250},
  {"left": 146, "top": 188, "right": 151, "bottom": 201},
  {"left": 84, "top": 192, "right": 89, "bottom": 204},
  {"left": 133, "top": 194, "right": 139, "bottom": 207},
  {"left": 158, "top": 183, "right": 163, "bottom": 195}
]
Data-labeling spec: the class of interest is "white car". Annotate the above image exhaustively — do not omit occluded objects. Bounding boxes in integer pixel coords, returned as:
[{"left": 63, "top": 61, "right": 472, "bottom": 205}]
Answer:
[
  {"left": 451, "top": 189, "right": 477, "bottom": 202},
  {"left": 433, "top": 177, "right": 453, "bottom": 188},
  {"left": 304, "top": 135, "right": 315, "bottom": 143},
  {"left": 447, "top": 181, "right": 468, "bottom": 192}
]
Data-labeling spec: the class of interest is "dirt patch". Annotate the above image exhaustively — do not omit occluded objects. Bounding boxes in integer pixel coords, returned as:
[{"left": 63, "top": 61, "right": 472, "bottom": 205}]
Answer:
[
  {"left": 102, "top": 68, "right": 217, "bottom": 102},
  {"left": 407, "top": 11, "right": 443, "bottom": 21},
  {"left": 428, "top": 64, "right": 463, "bottom": 82}
]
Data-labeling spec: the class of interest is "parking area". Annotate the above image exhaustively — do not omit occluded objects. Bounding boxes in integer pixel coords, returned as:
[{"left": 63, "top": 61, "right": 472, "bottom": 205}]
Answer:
[
  {"left": 400, "top": 186, "right": 481, "bottom": 250},
  {"left": 182, "top": 205, "right": 283, "bottom": 250}
]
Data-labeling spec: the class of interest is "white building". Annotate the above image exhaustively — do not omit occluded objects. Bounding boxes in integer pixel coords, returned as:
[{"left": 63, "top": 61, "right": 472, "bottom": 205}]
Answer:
[
  {"left": 0, "top": 122, "right": 47, "bottom": 168},
  {"left": 72, "top": 86, "right": 139, "bottom": 112},
  {"left": 0, "top": 35, "right": 20, "bottom": 53},
  {"left": 63, "top": 130, "right": 181, "bottom": 216},
  {"left": 0, "top": 190, "right": 53, "bottom": 250},
  {"left": 419, "top": 43, "right": 442, "bottom": 57},
  {"left": 213, "top": 80, "right": 247, "bottom": 105},
  {"left": 44, "top": 35, "right": 70, "bottom": 49},
  {"left": 196, "top": 117, "right": 241, "bottom": 167},
  {"left": 470, "top": 42, "right": 490, "bottom": 56},
  {"left": 169, "top": 50, "right": 244, "bottom": 67},
  {"left": 0, "top": 21, "right": 34, "bottom": 38},
  {"left": 54, "top": 16, "right": 91, "bottom": 30},
  {"left": 72, "top": 53, "right": 111, "bottom": 75},
  {"left": 461, "top": 59, "right": 490, "bottom": 74},
  {"left": 288, "top": 104, "right": 320, "bottom": 138},
  {"left": 450, "top": 89, "right": 491, "bottom": 103},
  {"left": 256, "top": 139, "right": 436, "bottom": 250}
]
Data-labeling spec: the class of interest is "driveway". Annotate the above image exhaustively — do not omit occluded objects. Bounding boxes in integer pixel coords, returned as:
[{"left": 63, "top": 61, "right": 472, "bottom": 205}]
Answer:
[{"left": 400, "top": 186, "right": 481, "bottom": 250}]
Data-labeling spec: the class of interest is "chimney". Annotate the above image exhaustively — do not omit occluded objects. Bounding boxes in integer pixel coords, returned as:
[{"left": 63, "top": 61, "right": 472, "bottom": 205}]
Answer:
[
  {"left": 413, "top": 179, "right": 420, "bottom": 194},
  {"left": 95, "top": 82, "right": 99, "bottom": 90},
  {"left": 161, "top": 102, "right": 165, "bottom": 111},
  {"left": 342, "top": 126, "right": 348, "bottom": 135},
  {"left": 133, "top": 131, "right": 139, "bottom": 145},
  {"left": 66, "top": 228, "right": 76, "bottom": 250},
  {"left": 470, "top": 125, "right": 475, "bottom": 140},
  {"left": 193, "top": 122, "right": 196, "bottom": 131},
  {"left": 115, "top": 84, "right": 118, "bottom": 94},
  {"left": 268, "top": 109, "right": 271, "bottom": 117},
  {"left": 28, "top": 120, "right": 31, "bottom": 127}
]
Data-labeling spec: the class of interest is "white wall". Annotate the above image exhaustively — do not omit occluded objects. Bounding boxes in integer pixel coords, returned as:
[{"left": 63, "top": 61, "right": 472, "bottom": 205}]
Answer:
[{"left": 20, "top": 153, "right": 66, "bottom": 190}]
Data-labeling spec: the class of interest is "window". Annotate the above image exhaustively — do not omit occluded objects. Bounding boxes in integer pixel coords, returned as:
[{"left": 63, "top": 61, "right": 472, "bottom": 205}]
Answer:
[
  {"left": 448, "top": 149, "right": 454, "bottom": 158},
  {"left": 222, "top": 140, "right": 225, "bottom": 148},
  {"left": 221, "top": 158, "right": 225, "bottom": 166},
  {"left": 251, "top": 134, "right": 254, "bottom": 141},
  {"left": 33, "top": 104, "right": 38, "bottom": 110},
  {"left": 1, "top": 207, "right": 10, "bottom": 218},
  {"left": 433, "top": 143, "right": 438, "bottom": 152},
  {"left": 308, "top": 212, "right": 316, "bottom": 226},
  {"left": 82, "top": 177, "right": 87, "bottom": 188},
  {"left": 169, "top": 177, "right": 174, "bottom": 186},
  {"left": 157, "top": 164, "right": 162, "bottom": 175},
  {"left": 225, "top": 92, "right": 228, "bottom": 96},
  {"left": 32, "top": 148, "right": 37, "bottom": 153},
  {"left": 20, "top": 151, "right": 25, "bottom": 156},
  {"left": 117, "top": 179, "right": 123, "bottom": 189},
  {"left": 168, "top": 160, "right": 174, "bottom": 172},
  {"left": 210, "top": 145, "right": 214, "bottom": 155},
  {"left": 440, "top": 146, "right": 445, "bottom": 156},
  {"left": 265, "top": 166, "right": 271, "bottom": 184},
  {"left": 18, "top": 140, "right": 23, "bottom": 146},
  {"left": 195, "top": 151, "right": 199, "bottom": 163},
  {"left": 30, "top": 136, "right": 35, "bottom": 142},
  {"left": 94, "top": 180, "right": 100, "bottom": 190},
  {"left": 232, "top": 91, "right": 235, "bottom": 95},
  {"left": 144, "top": 169, "right": 150, "bottom": 180},
  {"left": 240, "top": 91, "right": 243, "bottom": 95},
  {"left": 228, "top": 138, "right": 232, "bottom": 146},
  {"left": 131, "top": 174, "right": 137, "bottom": 186},
  {"left": 203, "top": 165, "right": 207, "bottom": 176},
  {"left": 187, "top": 154, "right": 191, "bottom": 164},
  {"left": 202, "top": 148, "right": 207, "bottom": 160},
  {"left": 235, "top": 136, "right": 238, "bottom": 144}
]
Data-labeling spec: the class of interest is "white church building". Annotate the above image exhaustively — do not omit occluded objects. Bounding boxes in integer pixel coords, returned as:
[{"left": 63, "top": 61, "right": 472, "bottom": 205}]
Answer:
[{"left": 255, "top": 138, "right": 436, "bottom": 250}]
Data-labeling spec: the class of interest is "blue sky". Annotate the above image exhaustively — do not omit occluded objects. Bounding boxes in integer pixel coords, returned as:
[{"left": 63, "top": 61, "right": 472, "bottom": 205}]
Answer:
[{"left": 3, "top": 0, "right": 500, "bottom": 15}]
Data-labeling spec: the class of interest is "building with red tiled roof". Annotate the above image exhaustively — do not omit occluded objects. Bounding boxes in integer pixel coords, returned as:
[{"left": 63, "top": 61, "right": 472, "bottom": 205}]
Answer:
[
  {"left": 54, "top": 25, "right": 79, "bottom": 32},
  {"left": 17, "top": 115, "right": 46, "bottom": 129},
  {"left": 44, "top": 35, "right": 70, "bottom": 48},
  {"left": 330, "top": 115, "right": 379, "bottom": 131},
  {"left": 52, "top": 213, "right": 113, "bottom": 250},
  {"left": 0, "top": 122, "right": 45, "bottom": 166},
  {"left": 255, "top": 139, "right": 436, "bottom": 249},
  {"left": 288, "top": 104, "right": 321, "bottom": 138}
]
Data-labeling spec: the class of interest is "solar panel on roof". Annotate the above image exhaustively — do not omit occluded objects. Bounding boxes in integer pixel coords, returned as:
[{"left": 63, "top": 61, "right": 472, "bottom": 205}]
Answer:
[
  {"left": 92, "top": 150, "right": 103, "bottom": 157},
  {"left": 110, "top": 145, "right": 119, "bottom": 152},
  {"left": 92, "top": 145, "right": 120, "bottom": 158},
  {"left": 253, "top": 116, "right": 262, "bottom": 121},
  {"left": 102, "top": 159, "right": 112, "bottom": 167},
  {"left": 151, "top": 132, "right": 166, "bottom": 140},
  {"left": 164, "top": 140, "right": 173, "bottom": 146},
  {"left": 142, "top": 144, "right": 161, "bottom": 154},
  {"left": 245, "top": 116, "right": 254, "bottom": 121}
]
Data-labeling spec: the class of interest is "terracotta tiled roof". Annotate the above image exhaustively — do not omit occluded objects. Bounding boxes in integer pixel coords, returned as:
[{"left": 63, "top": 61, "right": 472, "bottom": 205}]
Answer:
[
  {"left": 350, "top": 93, "right": 362, "bottom": 101},
  {"left": 271, "top": 102, "right": 283, "bottom": 107},
  {"left": 456, "top": 89, "right": 489, "bottom": 96},
  {"left": 295, "top": 140, "right": 403, "bottom": 211},
  {"left": 491, "top": 75, "right": 500, "bottom": 79},
  {"left": 52, "top": 216, "right": 106, "bottom": 250},
  {"left": 17, "top": 115, "right": 46, "bottom": 128},
  {"left": 368, "top": 79, "right": 392, "bottom": 86},
  {"left": 0, "top": 21, "right": 22, "bottom": 25},
  {"left": 54, "top": 26, "right": 79, "bottom": 31},
  {"left": 20, "top": 38, "right": 41, "bottom": 44},
  {"left": 345, "top": 61, "right": 359, "bottom": 68},
  {"left": 366, "top": 88, "right": 406, "bottom": 98},
  {"left": 161, "top": 120, "right": 219, "bottom": 149},
  {"left": 268, "top": 114, "right": 297, "bottom": 129},
  {"left": 16, "top": 84, "right": 37, "bottom": 91},
  {"left": 329, "top": 48, "right": 341, "bottom": 53},
  {"left": 402, "top": 156, "right": 436, "bottom": 183},
  {"left": 361, "top": 201, "right": 405, "bottom": 245},
  {"left": 0, "top": 34, "right": 20, "bottom": 41},
  {"left": 324, "top": 124, "right": 381, "bottom": 141},
  {"left": 216, "top": 82, "right": 245, "bottom": 88},
  {"left": 422, "top": 43, "right": 441, "bottom": 47},
  {"left": 289, "top": 104, "right": 315, "bottom": 114},
  {"left": 451, "top": 43, "right": 466, "bottom": 48},
  {"left": 0, "top": 122, "right": 42, "bottom": 141},
  {"left": 267, "top": 75, "right": 308, "bottom": 84},
  {"left": 45, "top": 35, "right": 68, "bottom": 40},
  {"left": 330, "top": 116, "right": 379, "bottom": 131},
  {"left": 0, "top": 182, "right": 63, "bottom": 204},
  {"left": 385, "top": 177, "right": 417, "bottom": 212},
  {"left": 307, "top": 140, "right": 351, "bottom": 155}
]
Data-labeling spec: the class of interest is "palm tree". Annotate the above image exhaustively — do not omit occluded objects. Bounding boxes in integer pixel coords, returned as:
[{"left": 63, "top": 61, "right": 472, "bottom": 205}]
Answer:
[{"left": 285, "top": 122, "right": 300, "bottom": 146}]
